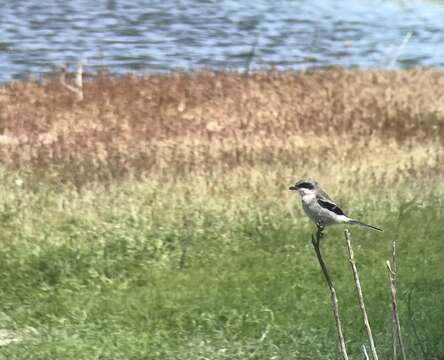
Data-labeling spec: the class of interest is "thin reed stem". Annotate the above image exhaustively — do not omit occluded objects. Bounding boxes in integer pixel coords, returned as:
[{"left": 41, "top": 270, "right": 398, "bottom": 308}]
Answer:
[
  {"left": 391, "top": 240, "right": 398, "bottom": 360},
  {"left": 312, "top": 225, "right": 349, "bottom": 360},
  {"left": 362, "top": 344, "right": 370, "bottom": 360},
  {"left": 59, "top": 62, "right": 84, "bottom": 100},
  {"left": 387, "top": 259, "right": 407, "bottom": 360},
  {"left": 344, "top": 229, "right": 379, "bottom": 360}
]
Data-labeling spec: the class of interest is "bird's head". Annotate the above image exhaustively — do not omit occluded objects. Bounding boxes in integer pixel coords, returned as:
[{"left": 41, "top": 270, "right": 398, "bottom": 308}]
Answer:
[{"left": 289, "top": 178, "right": 319, "bottom": 196}]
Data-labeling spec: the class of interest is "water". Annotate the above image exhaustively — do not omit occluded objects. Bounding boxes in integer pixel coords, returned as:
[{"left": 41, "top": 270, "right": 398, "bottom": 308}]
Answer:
[{"left": 0, "top": 0, "right": 443, "bottom": 82}]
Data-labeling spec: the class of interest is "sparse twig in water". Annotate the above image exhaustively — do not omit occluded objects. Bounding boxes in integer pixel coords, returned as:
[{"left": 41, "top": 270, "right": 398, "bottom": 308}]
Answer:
[
  {"left": 312, "top": 224, "right": 349, "bottom": 360},
  {"left": 387, "top": 258, "right": 407, "bottom": 360},
  {"left": 60, "top": 62, "right": 84, "bottom": 100},
  {"left": 344, "top": 229, "right": 379, "bottom": 360},
  {"left": 387, "top": 31, "right": 413, "bottom": 68},
  {"left": 244, "top": 33, "right": 259, "bottom": 76},
  {"left": 75, "top": 61, "right": 83, "bottom": 89}
]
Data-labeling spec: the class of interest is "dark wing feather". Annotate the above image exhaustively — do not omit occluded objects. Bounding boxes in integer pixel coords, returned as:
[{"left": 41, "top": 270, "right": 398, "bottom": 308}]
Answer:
[{"left": 317, "top": 196, "right": 347, "bottom": 216}]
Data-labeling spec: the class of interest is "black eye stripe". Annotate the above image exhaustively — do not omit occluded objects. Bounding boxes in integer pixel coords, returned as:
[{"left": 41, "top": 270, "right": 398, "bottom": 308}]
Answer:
[{"left": 297, "top": 182, "right": 314, "bottom": 190}]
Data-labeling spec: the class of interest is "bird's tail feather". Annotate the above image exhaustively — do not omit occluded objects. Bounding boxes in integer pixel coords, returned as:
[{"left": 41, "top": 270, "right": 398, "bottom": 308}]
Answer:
[{"left": 348, "top": 219, "right": 383, "bottom": 232}]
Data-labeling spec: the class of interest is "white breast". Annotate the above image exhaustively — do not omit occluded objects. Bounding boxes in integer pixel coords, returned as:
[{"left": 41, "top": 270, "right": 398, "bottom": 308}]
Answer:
[{"left": 300, "top": 193, "right": 320, "bottom": 223}]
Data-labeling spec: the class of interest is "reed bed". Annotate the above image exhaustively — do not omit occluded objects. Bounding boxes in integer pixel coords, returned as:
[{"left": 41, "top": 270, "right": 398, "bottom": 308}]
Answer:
[{"left": 0, "top": 69, "right": 442, "bottom": 185}]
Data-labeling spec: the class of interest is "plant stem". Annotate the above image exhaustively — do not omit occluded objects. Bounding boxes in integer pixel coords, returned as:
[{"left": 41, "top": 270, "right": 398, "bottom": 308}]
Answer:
[
  {"left": 312, "top": 225, "right": 349, "bottom": 360},
  {"left": 391, "top": 240, "right": 398, "bottom": 360},
  {"left": 362, "top": 344, "right": 370, "bottom": 360},
  {"left": 344, "top": 229, "right": 379, "bottom": 360},
  {"left": 387, "top": 260, "right": 407, "bottom": 360}
]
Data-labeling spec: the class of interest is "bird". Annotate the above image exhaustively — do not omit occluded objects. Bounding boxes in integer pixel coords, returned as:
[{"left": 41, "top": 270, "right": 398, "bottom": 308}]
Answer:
[{"left": 289, "top": 178, "right": 382, "bottom": 231}]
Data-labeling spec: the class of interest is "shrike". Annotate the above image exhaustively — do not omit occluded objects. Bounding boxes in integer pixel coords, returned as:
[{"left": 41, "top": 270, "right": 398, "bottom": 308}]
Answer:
[{"left": 289, "top": 178, "right": 382, "bottom": 231}]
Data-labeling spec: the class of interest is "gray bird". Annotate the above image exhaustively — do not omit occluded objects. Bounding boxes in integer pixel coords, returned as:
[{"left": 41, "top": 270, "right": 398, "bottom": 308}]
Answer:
[{"left": 289, "top": 179, "right": 382, "bottom": 231}]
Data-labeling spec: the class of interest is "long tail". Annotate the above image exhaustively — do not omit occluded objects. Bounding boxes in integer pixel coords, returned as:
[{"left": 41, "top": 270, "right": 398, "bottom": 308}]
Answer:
[{"left": 348, "top": 219, "right": 383, "bottom": 232}]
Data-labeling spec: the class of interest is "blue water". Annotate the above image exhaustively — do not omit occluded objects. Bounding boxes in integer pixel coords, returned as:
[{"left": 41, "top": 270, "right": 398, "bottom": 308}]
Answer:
[{"left": 0, "top": 0, "right": 443, "bottom": 81}]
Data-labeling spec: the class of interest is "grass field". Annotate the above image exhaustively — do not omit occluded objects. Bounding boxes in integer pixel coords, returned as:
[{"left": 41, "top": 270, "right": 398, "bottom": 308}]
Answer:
[{"left": 0, "top": 69, "right": 443, "bottom": 359}]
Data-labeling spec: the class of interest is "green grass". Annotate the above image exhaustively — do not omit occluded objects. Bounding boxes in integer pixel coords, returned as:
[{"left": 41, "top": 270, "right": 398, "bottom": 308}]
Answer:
[{"left": 0, "top": 174, "right": 442, "bottom": 359}]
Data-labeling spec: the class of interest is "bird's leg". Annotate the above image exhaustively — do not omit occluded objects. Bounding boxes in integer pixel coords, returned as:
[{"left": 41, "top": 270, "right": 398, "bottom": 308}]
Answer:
[
  {"left": 316, "top": 221, "right": 325, "bottom": 241},
  {"left": 312, "top": 221, "right": 325, "bottom": 246}
]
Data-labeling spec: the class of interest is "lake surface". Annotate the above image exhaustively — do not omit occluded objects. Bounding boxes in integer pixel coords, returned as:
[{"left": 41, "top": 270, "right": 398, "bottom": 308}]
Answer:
[{"left": 0, "top": 0, "right": 444, "bottom": 82}]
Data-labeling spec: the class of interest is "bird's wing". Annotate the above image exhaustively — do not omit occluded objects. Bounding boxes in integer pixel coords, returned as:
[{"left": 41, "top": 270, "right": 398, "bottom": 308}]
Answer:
[
  {"left": 317, "top": 188, "right": 334, "bottom": 202},
  {"left": 316, "top": 194, "right": 347, "bottom": 216}
]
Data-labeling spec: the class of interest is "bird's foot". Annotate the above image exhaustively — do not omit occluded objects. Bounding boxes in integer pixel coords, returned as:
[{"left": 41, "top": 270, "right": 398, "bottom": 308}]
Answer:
[
  {"left": 316, "top": 221, "right": 325, "bottom": 234},
  {"left": 312, "top": 221, "right": 325, "bottom": 246}
]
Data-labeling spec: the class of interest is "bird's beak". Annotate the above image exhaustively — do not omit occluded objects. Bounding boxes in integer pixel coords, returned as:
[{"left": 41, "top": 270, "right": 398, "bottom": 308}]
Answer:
[{"left": 289, "top": 185, "right": 297, "bottom": 191}]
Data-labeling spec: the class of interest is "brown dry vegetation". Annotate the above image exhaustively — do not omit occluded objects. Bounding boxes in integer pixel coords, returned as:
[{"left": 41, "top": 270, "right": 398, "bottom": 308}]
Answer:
[{"left": 0, "top": 69, "right": 442, "bottom": 186}]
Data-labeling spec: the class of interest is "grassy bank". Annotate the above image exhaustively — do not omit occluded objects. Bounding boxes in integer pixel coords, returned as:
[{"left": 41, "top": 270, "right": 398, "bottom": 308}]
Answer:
[{"left": 0, "top": 69, "right": 443, "bottom": 359}]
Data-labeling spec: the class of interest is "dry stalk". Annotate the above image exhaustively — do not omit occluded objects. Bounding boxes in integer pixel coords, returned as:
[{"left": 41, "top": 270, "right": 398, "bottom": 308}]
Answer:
[
  {"left": 387, "top": 257, "right": 407, "bottom": 360},
  {"left": 391, "top": 240, "right": 398, "bottom": 360},
  {"left": 60, "top": 62, "right": 84, "bottom": 100},
  {"left": 312, "top": 225, "right": 349, "bottom": 360},
  {"left": 244, "top": 33, "right": 259, "bottom": 76},
  {"left": 0, "top": 69, "right": 441, "bottom": 185},
  {"left": 343, "top": 229, "right": 379, "bottom": 360},
  {"left": 75, "top": 62, "right": 83, "bottom": 89},
  {"left": 362, "top": 344, "right": 370, "bottom": 360},
  {"left": 387, "top": 31, "right": 413, "bottom": 68}
]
